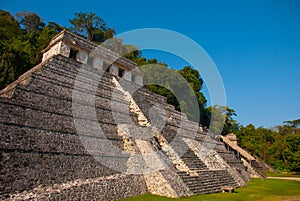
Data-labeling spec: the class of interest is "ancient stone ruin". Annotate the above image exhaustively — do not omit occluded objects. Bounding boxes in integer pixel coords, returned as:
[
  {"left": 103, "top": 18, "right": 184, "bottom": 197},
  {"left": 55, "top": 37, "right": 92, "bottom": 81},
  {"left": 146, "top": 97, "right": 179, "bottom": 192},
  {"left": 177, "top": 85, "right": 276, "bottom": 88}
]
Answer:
[
  {"left": 219, "top": 133, "right": 277, "bottom": 178},
  {"left": 0, "top": 30, "right": 251, "bottom": 200}
]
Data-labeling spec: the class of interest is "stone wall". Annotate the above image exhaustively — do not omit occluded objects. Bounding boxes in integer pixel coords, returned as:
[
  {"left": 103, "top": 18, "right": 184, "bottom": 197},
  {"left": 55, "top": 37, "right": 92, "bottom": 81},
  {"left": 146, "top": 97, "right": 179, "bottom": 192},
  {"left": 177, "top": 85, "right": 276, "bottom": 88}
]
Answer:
[
  {"left": 6, "top": 174, "right": 148, "bottom": 201},
  {"left": 0, "top": 55, "right": 147, "bottom": 200}
]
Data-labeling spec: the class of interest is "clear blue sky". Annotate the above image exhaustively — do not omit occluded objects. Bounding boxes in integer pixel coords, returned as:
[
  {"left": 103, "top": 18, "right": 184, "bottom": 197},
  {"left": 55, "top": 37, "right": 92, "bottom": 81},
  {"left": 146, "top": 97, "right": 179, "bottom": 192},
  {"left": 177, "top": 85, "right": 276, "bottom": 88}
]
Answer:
[{"left": 1, "top": 0, "right": 300, "bottom": 128}]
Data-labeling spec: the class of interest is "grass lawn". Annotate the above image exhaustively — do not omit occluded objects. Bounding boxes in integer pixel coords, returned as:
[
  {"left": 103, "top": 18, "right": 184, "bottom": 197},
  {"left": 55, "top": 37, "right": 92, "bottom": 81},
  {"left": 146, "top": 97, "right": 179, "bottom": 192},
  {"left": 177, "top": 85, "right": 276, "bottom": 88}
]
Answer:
[
  {"left": 118, "top": 178, "right": 300, "bottom": 201},
  {"left": 267, "top": 171, "right": 300, "bottom": 178}
]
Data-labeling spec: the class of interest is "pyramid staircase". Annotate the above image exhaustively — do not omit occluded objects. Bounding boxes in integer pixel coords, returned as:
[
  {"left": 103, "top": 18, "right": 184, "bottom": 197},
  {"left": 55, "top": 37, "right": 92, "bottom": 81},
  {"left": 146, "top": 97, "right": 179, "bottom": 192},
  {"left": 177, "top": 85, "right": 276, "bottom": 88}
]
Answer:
[
  {"left": 118, "top": 78, "right": 249, "bottom": 193},
  {"left": 0, "top": 30, "right": 250, "bottom": 200},
  {"left": 219, "top": 135, "right": 271, "bottom": 178},
  {"left": 0, "top": 55, "right": 148, "bottom": 200}
]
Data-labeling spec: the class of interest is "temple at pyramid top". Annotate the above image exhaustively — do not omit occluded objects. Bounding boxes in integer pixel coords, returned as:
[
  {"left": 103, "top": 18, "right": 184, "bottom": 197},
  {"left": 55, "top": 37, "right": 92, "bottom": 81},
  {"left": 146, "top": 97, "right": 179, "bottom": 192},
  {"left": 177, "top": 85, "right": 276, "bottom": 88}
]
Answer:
[{"left": 41, "top": 30, "right": 143, "bottom": 85}]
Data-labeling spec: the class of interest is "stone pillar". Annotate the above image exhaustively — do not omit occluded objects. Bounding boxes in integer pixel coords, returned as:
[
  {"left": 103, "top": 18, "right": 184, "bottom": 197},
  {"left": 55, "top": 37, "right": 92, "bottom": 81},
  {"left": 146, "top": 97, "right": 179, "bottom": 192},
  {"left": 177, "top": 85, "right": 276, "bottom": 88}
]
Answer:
[
  {"left": 110, "top": 65, "right": 119, "bottom": 76},
  {"left": 76, "top": 50, "right": 88, "bottom": 64},
  {"left": 87, "top": 56, "right": 94, "bottom": 67},
  {"left": 93, "top": 57, "right": 103, "bottom": 70},
  {"left": 123, "top": 71, "right": 132, "bottom": 82},
  {"left": 134, "top": 75, "right": 143, "bottom": 86},
  {"left": 60, "top": 42, "right": 71, "bottom": 58}
]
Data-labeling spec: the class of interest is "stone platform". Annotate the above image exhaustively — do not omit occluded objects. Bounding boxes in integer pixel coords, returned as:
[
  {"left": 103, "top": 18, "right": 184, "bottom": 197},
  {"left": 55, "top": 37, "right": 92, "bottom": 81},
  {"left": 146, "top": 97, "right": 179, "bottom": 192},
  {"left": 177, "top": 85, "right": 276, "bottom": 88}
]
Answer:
[{"left": 0, "top": 30, "right": 250, "bottom": 200}]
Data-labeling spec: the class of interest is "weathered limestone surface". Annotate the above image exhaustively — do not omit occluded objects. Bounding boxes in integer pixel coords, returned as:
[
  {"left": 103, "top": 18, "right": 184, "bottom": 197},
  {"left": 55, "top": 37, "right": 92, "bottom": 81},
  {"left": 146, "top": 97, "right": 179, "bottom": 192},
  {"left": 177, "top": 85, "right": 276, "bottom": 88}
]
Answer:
[
  {"left": 183, "top": 138, "right": 227, "bottom": 170},
  {"left": 6, "top": 174, "right": 147, "bottom": 201},
  {"left": 219, "top": 134, "right": 269, "bottom": 178},
  {"left": 0, "top": 30, "right": 250, "bottom": 200},
  {"left": 115, "top": 77, "right": 246, "bottom": 195},
  {"left": 113, "top": 76, "right": 191, "bottom": 197},
  {"left": 122, "top": 78, "right": 250, "bottom": 189},
  {"left": 0, "top": 55, "right": 145, "bottom": 199}
]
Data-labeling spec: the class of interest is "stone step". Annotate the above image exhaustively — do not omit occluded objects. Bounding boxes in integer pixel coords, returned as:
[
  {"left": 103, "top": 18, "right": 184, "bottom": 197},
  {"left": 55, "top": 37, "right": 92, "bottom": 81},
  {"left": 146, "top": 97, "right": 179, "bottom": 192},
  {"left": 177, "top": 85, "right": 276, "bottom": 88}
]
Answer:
[
  {"left": 0, "top": 88, "right": 132, "bottom": 121},
  {"left": 160, "top": 125, "right": 213, "bottom": 145},
  {"left": 118, "top": 79, "right": 168, "bottom": 103},
  {"left": 26, "top": 72, "right": 124, "bottom": 101},
  {"left": 45, "top": 55, "right": 115, "bottom": 84},
  {"left": 0, "top": 151, "right": 123, "bottom": 195},
  {"left": 42, "top": 64, "right": 119, "bottom": 94},
  {"left": 0, "top": 100, "right": 134, "bottom": 132},
  {"left": 131, "top": 88, "right": 204, "bottom": 130},
  {"left": 0, "top": 103, "right": 122, "bottom": 137},
  {"left": 0, "top": 123, "right": 125, "bottom": 156},
  {"left": 176, "top": 169, "right": 239, "bottom": 195}
]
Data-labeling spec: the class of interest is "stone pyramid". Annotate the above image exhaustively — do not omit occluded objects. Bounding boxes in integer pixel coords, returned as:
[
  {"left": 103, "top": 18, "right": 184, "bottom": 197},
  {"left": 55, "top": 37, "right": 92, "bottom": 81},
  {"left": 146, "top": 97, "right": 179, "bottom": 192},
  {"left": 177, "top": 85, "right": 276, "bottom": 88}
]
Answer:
[{"left": 0, "top": 30, "right": 250, "bottom": 200}]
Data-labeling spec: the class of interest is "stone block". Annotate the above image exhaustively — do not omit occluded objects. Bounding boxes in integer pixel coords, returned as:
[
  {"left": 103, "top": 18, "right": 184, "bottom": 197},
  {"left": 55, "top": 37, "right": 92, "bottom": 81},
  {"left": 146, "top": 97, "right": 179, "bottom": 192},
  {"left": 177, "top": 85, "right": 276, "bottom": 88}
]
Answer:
[
  {"left": 42, "top": 42, "right": 62, "bottom": 61},
  {"left": 60, "top": 41, "right": 71, "bottom": 58},
  {"left": 123, "top": 71, "right": 132, "bottom": 82},
  {"left": 76, "top": 50, "right": 88, "bottom": 64},
  {"left": 93, "top": 57, "right": 103, "bottom": 70},
  {"left": 134, "top": 75, "right": 143, "bottom": 86}
]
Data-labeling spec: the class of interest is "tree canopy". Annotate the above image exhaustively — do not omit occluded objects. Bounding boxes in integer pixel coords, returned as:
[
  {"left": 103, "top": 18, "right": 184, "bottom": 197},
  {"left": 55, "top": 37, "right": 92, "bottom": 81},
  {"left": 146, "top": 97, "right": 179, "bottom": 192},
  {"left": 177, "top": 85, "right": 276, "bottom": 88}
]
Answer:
[
  {"left": 236, "top": 121, "right": 300, "bottom": 172},
  {"left": 69, "top": 12, "right": 115, "bottom": 42},
  {"left": 205, "top": 105, "right": 239, "bottom": 135},
  {"left": 15, "top": 11, "right": 45, "bottom": 33},
  {"left": 0, "top": 10, "right": 64, "bottom": 89}
]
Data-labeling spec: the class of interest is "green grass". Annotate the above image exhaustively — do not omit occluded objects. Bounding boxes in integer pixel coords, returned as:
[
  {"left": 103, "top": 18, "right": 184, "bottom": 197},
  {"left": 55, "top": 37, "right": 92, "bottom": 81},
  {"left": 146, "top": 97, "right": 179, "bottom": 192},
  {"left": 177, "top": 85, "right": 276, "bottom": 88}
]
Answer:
[
  {"left": 267, "top": 171, "right": 300, "bottom": 178},
  {"left": 118, "top": 179, "right": 300, "bottom": 201}
]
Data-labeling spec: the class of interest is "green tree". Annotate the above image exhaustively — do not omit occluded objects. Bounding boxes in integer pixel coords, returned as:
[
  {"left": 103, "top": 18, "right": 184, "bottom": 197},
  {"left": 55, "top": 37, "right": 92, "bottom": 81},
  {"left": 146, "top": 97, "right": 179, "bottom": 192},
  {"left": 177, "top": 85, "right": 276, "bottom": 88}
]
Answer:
[
  {"left": 283, "top": 119, "right": 300, "bottom": 134},
  {"left": 236, "top": 120, "right": 300, "bottom": 172},
  {"left": 0, "top": 10, "right": 21, "bottom": 40},
  {"left": 34, "top": 22, "right": 65, "bottom": 62},
  {"left": 206, "top": 105, "right": 239, "bottom": 135},
  {"left": 69, "top": 12, "right": 115, "bottom": 42},
  {"left": 140, "top": 63, "right": 207, "bottom": 123},
  {"left": 285, "top": 134, "right": 300, "bottom": 171},
  {"left": 0, "top": 10, "right": 64, "bottom": 89},
  {"left": 124, "top": 48, "right": 209, "bottom": 124},
  {"left": 178, "top": 66, "right": 207, "bottom": 124},
  {"left": 284, "top": 119, "right": 300, "bottom": 128},
  {"left": 46, "top": 22, "right": 65, "bottom": 33},
  {"left": 0, "top": 10, "right": 23, "bottom": 89},
  {"left": 15, "top": 11, "right": 45, "bottom": 33}
]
